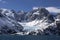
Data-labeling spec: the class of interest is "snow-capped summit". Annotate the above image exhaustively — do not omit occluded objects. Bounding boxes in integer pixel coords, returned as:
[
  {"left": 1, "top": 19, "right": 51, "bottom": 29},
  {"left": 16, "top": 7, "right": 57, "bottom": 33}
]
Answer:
[{"left": 0, "top": 7, "right": 60, "bottom": 35}]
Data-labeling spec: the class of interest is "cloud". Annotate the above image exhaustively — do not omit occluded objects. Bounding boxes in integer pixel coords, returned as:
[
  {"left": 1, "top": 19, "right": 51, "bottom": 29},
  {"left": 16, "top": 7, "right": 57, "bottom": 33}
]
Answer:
[
  {"left": 0, "top": 0, "right": 7, "bottom": 3},
  {"left": 46, "top": 7, "right": 60, "bottom": 13},
  {"left": 33, "top": 7, "right": 39, "bottom": 10}
]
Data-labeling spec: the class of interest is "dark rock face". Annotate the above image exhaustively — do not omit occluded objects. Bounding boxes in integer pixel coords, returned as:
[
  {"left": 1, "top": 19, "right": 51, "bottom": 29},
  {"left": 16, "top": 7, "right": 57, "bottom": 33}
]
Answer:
[
  {"left": 47, "top": 15, "right": 55, "bottom": 23},
  {"left": 0, "top": 10, "right": 4, "bottom": 17},
  {"left": 28, "top": 31, "right": 37, "bottom": 35},
  {"left": 43, "top": 25, "right": 60, "bottom": 35},
  {"left": 38, "top": 8, "right": 49, "bottom": 17},
  {"left": 56, "top": 21, "right": 60, "bottom": 28},
  {"left": 56, "top": 13, "right": 60, "bottom": 29},
  {"left": 15, "top": 11, "right": 27, "bottom": 22},
  {"left": 0, "top": 13, "right": 3, "bottom": 17},
  {"left": 43, "top": 26, "right": 56, "bottom": 35}
]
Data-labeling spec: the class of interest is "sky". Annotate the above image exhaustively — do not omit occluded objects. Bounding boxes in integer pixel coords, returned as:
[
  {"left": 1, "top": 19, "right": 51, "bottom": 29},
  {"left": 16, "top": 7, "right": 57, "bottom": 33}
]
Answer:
[{"left": 0, "top": 0, "right": 60, "bottom": 11}]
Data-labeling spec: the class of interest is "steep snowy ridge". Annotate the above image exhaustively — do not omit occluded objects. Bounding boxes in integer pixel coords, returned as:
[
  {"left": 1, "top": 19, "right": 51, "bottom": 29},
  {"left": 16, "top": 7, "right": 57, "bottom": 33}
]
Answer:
[
  {"left": 0, "top": 7, "right": 60, "bottom": 35},
  {"left": 0, "top": 8, "right": 23, "bottom": 34}
]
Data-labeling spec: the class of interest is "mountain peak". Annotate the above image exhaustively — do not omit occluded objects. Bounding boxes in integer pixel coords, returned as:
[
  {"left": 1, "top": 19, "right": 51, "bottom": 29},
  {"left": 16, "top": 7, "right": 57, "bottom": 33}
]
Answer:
[{"left": 0, "top": 7, "right": 60, "bottom": 35}]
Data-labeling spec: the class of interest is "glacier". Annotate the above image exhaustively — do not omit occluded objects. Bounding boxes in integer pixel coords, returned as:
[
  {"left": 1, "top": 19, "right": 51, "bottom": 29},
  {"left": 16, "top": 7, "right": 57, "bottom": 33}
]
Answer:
[{"left": 0, "top": 7, "right": 60, "bottom": 35}]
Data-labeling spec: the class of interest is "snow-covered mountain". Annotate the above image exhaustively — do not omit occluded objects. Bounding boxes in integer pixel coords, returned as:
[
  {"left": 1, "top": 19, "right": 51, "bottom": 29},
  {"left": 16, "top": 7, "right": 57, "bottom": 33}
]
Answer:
[
  {"left": 0, "top": 7, "right": 60, "bottom": 35},
  {"left": 0, "top": 8, "right": 23, "bottom": 34}
]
